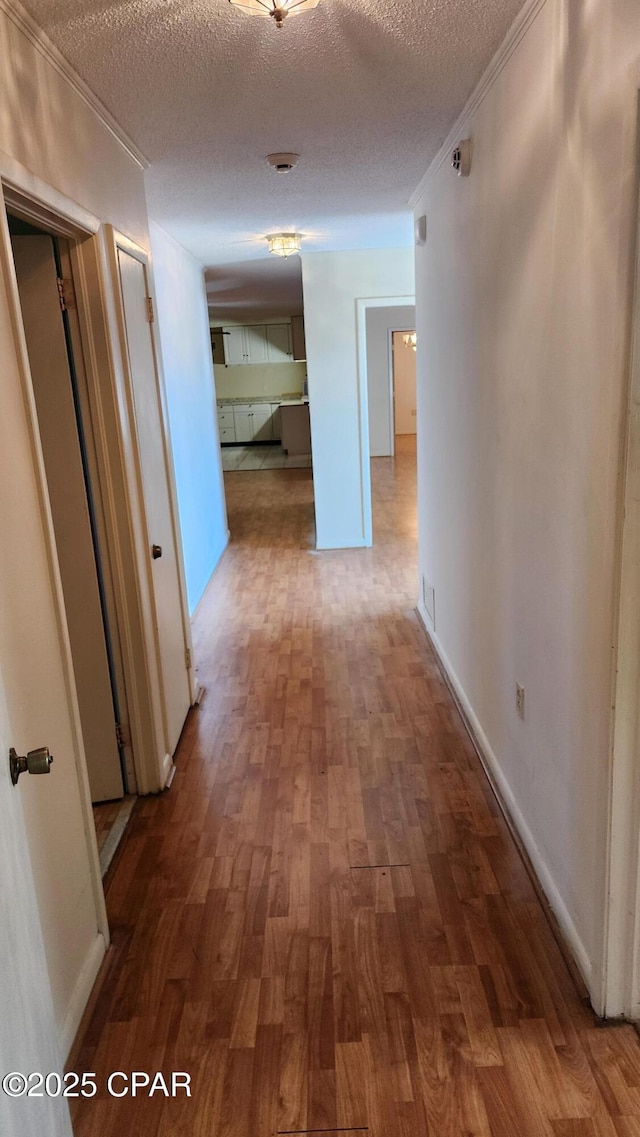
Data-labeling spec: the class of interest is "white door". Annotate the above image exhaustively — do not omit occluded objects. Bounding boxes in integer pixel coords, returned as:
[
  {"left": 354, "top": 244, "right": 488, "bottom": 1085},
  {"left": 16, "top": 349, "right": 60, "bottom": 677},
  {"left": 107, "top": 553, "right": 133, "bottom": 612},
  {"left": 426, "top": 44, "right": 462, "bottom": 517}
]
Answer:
[
  {"left": 0, "top": 688, "right": 74, "bottom": 1137},
  {"left": 116, "top": 247, "right": 191, "bottom": 755},
  {"left": 0, "top": 208, "right": 106, "bottom": 1080},
  {"left": 223, "top": 326, "right": 245, "bottom": 364},
  {"left": 266, "top": 323, "right": 293, "bottom": 362},
  {"left": 244, "top": 324, "right": 269, "bottom": 364},
  {"left": 12, "top": 236, "right": 123, "bottom": 803}
]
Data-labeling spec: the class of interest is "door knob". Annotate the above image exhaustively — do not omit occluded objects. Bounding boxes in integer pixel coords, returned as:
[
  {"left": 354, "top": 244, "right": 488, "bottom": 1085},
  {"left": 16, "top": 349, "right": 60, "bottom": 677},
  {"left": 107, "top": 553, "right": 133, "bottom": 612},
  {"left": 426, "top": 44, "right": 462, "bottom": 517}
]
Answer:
[
  {"left": 152, "top": 544, "right": 163, "bottom": 559},
  {"left": 10, "top": 746, "right": 54, "bottom": 786}
]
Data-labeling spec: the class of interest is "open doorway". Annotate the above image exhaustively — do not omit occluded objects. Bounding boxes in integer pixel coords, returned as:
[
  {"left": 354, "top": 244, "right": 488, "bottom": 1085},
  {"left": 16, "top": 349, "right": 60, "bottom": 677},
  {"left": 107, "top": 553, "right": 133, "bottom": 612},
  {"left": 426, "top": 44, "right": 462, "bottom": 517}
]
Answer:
[
  {"left": 391, "top": 329, "right": 417, "bottom": 442},
  {"left": 8, "top": 214, "right": 135, "bottom": 872}
]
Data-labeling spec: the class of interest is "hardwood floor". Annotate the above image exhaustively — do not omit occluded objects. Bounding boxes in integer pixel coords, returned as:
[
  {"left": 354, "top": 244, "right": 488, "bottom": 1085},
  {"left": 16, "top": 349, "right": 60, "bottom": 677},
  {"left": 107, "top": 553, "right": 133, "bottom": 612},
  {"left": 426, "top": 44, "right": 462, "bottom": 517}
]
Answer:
[{"left": 71, "top": 436, "right": 640, "bottom": 1137}]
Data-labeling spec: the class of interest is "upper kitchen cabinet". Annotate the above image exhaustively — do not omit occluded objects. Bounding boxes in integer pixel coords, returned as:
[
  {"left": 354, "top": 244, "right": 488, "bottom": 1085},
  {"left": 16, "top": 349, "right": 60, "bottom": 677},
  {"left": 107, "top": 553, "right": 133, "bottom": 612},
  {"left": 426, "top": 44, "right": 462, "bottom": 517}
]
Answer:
[
  {"left": 222, "top": 322, "right": 294, "bottom": 365},
  {"left": 265, "top": 323, "right": 293, "bottom": 362},
  {"left": 223, "top": 326, "right": 247, "bottom": 365},
  {"left": 291, "top": 315, "right": 306, "bottom": 361}
]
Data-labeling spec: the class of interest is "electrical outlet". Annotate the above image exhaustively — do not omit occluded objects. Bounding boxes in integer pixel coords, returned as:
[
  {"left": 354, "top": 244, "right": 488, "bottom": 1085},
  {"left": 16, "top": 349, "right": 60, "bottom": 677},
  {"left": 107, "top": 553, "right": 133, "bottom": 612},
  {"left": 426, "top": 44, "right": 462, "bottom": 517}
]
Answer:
[{"left": 516, "top": 683, "right": 525, "bottom": 721}]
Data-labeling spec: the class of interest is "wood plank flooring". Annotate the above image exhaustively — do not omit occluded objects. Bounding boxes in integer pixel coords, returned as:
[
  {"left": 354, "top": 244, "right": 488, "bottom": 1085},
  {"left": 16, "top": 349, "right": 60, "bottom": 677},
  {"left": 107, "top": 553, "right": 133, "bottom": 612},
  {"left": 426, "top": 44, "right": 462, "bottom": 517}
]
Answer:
[{"left": 71, "top": 437, "right": 640, "bottom": 1137}]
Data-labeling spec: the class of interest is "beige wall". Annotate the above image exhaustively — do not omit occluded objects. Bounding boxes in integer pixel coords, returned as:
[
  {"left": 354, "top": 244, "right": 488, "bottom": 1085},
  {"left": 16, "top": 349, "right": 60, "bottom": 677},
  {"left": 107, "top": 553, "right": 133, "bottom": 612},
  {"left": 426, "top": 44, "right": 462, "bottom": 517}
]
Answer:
[
  {"left": 413, "top": 0, "right": 640, "bottom": 999},
  {"left": 215, "top": 361, "right": 306, "bottom": 400}
]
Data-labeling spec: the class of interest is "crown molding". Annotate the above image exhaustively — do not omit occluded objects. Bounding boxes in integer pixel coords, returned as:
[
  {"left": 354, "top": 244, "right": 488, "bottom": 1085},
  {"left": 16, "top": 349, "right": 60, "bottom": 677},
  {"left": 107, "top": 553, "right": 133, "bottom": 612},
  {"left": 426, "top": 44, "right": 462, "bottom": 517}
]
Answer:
[
  {"left": 0, "top": 0, "right": 149, "bottom": 171},
  {"left": 409, "top": 0, "right": 549, "bottom": 208}
]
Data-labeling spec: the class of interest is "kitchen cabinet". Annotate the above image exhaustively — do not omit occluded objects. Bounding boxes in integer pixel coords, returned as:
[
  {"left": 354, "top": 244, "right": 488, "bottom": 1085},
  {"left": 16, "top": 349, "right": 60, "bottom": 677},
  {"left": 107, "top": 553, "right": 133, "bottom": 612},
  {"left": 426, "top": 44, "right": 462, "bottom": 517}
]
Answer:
[
  {"left": 219, "top": 401, "right": 283, "bottom": 444},
  {"left": 291, "top": 315, "right": 306, "bottom": 360},
  {"left": 265, "top": 323, "right": 293, "bottom": 362},
  {"left": 222, "top": 323, "right": 293, "bottom": 365},
  {"left": 223, "top": 326, "right": 246, "bottom": 365}
]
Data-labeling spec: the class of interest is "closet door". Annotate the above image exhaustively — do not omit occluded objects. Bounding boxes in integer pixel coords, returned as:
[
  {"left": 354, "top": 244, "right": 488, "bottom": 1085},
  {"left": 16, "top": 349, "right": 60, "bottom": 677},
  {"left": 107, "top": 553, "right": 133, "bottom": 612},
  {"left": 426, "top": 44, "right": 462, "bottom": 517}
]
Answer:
[{"left": 116, "top": 246, "right": 191, "bottom": 756}]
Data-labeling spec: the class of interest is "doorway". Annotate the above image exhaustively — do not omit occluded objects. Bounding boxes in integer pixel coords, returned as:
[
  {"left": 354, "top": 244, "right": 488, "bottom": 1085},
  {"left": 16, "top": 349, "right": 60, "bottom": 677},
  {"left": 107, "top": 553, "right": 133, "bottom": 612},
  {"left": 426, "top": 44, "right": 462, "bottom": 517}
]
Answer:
[
  {"left": 363, "top": 301, "right": 416, "bottom": 458},
  {"left": 391, "top": 329, "right": 417, "bottom": 442},
  {"left": 8, "top": 214, "right": 135, "bottom": 871}
]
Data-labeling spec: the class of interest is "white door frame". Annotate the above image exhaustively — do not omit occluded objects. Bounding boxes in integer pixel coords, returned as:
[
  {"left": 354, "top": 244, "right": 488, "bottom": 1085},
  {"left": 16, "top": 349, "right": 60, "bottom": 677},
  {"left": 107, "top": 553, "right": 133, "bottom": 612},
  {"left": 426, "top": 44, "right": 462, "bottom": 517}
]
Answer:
[
  {"left": 0, "top": 164, "right": 109, "bottom": 1050},
  {"left": 388, "top": 324, "right": 417, "bottom": 455},
  {"left": 600, "top": 166, "right": 640, "bottom": 1019},
  {"left": 0, "top": 157, "right": 186, "bottom": 809},
  {"left": 103, "top": 227, "right": 197, "bottom": 729},
  {"left": 356, "top": 295, "right": 415, "bottom": 541}
]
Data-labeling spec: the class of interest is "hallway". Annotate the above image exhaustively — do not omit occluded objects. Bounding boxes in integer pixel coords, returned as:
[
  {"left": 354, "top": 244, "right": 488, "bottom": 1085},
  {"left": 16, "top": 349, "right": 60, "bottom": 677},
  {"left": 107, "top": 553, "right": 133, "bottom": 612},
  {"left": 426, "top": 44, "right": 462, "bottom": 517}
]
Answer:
[{"left": 71, "top": 438, "right": 640, "bottom": 1137}]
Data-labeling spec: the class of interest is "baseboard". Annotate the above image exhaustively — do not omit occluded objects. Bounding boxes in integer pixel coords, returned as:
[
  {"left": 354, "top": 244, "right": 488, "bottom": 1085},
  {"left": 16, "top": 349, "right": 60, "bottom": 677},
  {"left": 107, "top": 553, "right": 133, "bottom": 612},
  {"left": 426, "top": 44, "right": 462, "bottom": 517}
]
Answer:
[
  {"left": 416, "top": 602, "right": 592, "bottom": 994},
  {"left": 60, "top": 932, "right": 106, "bottom": 1061},
  {"left": 162, "top": 753, "right": 175, "bottom": 788}
]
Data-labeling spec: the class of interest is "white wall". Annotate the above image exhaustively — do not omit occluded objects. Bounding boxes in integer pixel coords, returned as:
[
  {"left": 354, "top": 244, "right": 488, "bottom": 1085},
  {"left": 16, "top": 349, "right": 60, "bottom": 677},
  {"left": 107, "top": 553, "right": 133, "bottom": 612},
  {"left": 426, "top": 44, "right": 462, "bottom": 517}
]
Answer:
[
  {"left": 302, "top": 249, "right": 415, "bottom": 547},
  {"left": 0, "top": 0, "right": 150, "bottom": 1102},
  {"left": 413, "top": 0, "right": 640, "bottom": 998},
  {"left": 150, "top": 222, "right": 228, "bottom": 614},
  {"left": 366, "top": 305, "right": 415, "bottom": 455}
]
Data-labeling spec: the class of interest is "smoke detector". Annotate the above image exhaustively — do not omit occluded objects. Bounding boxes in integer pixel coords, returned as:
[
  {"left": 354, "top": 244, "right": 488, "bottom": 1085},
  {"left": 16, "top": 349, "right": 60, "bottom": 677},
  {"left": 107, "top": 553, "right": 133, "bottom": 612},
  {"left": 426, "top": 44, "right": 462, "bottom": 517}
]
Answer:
[
  {"left": 266, "top": 152, "right": 299, "bottom": 172},
  {"left": 451, "top": 139, "right": 471, "bottom": 177}
]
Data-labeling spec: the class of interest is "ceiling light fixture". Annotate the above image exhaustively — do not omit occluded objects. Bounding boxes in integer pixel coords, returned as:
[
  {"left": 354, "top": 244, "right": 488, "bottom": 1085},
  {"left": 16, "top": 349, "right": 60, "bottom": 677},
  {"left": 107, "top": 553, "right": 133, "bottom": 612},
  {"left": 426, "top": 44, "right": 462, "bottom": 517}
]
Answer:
[
  {"left": 229, "top": 0, "right": 319, "bottom": 30},
  {"left": 267, "top": 232, "right": 302, "bottom": 258},
  {"left": 403, "top": 332, "right": 417, "bottom": 352}
]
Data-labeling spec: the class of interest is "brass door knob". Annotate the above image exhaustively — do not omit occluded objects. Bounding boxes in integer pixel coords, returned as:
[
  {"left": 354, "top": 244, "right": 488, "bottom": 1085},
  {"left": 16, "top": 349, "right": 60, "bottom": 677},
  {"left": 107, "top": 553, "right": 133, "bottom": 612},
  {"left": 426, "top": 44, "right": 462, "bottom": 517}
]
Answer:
[
  {"left": 10, "top": 746, "right": 54, "bottom": 786},
  {"left": 152, "top": 544, "right": 163, "bottom": 559}
]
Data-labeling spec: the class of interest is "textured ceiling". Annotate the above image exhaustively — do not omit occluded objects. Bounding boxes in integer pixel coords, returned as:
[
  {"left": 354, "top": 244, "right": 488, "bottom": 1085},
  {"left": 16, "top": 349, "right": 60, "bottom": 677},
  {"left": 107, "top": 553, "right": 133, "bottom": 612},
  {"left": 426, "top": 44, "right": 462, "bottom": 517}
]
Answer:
[{"left": 19, "top": 0, "right": 526, "bottom": 313}]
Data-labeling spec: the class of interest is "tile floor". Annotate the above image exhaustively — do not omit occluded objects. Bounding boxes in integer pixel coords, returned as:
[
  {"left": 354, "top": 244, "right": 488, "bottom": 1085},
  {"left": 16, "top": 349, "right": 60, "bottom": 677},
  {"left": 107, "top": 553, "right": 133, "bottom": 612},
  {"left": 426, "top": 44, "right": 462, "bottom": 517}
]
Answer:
[{"left": 221, "top": 444, "right": 312, "bottom": 471}]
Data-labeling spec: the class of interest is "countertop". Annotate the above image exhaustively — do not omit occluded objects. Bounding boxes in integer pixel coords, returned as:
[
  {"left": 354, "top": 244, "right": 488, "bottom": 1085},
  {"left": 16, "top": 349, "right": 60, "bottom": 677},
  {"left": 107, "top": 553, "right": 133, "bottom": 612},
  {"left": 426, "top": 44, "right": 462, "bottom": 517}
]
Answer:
[{"left": 217, "top": 393, "right": 303, "bottom": 407}]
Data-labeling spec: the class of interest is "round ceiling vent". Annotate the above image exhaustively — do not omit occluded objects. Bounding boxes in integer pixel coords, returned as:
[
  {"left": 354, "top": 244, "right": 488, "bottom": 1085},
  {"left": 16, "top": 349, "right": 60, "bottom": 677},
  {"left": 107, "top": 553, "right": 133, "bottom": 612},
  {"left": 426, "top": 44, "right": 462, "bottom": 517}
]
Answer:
[
  {"left": 452, "top": 139, "right": 471, "bottom": 177},
  {"left": 266, "top": 152, "right": 300, "bottom": 172}
]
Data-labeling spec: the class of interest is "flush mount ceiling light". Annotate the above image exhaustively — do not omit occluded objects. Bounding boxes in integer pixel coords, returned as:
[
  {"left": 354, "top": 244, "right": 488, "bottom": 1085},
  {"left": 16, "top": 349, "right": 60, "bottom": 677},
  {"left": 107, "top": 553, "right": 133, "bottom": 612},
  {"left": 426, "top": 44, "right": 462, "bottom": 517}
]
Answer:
[
  {"left": 267, "top": 232, "right": 302, "bottom": 257},
  {"left": 229, "top": 0, "right": 319, "bottom": 29},
  {"left": 403, "top": 332, "right": 417, "bottom": 352},
  {"left": 266, "top": 153, "right": 299, "bottom": 172}
]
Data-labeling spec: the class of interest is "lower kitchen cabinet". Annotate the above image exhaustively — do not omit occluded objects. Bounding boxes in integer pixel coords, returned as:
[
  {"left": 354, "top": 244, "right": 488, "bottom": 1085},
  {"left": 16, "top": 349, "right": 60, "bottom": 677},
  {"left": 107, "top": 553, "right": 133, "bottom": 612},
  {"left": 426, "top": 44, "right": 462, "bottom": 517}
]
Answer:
[{"left": 218, "top": 401, "right": 283, "bottom": 444}]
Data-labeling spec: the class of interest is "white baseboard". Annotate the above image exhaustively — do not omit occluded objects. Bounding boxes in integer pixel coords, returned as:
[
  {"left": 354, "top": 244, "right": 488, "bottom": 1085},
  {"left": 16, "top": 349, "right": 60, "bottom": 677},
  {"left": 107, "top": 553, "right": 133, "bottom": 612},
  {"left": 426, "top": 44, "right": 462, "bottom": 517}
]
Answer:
[
  {"left": 416, "top": 602, "right": 592, "bottom": 991},
  {"left": 162, "top": 753, "right": 175, "bottom": 788},
  {"left": 60, "top": 932, "right": 106, "bottom": 1061}
]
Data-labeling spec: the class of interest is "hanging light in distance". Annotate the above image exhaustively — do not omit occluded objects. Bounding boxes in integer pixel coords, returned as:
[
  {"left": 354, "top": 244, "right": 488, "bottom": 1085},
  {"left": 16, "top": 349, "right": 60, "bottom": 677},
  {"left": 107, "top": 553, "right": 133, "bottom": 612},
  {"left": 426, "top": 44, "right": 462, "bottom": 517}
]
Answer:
[
  {"left": 228, "top": 0, "right": 319, "bottom": 30},
  {"left": 267, "top": 232, "right": 302, "bottom": 258},
  {"left": 403, "top": 332, "right": 417, "bottom": 352}
]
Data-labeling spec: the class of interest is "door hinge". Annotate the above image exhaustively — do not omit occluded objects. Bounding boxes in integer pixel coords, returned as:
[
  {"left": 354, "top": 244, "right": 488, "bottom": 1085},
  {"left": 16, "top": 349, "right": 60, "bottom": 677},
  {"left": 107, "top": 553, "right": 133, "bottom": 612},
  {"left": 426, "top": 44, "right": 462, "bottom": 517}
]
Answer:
[
  {"left": 115, "top": 722, "right": 131, "bottom": 750},
  {"left": 56, "top": 276, "right": 76, "bottom": 311},
  {"left": 145, "top": 296, "right": 155, "bottom": 323},
  {"left": 185, "top": 647, "right": 192, "bottom": 670}
]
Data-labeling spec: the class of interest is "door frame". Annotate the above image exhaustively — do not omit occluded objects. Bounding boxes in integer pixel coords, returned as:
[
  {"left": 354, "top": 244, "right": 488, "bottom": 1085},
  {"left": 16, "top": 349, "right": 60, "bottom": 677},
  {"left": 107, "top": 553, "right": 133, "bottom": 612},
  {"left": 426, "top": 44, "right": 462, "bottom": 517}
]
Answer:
[
  {"left": 0, "top": 164, "right": 110, "bottom": 1050},
  {"left": 356, "top": 297, "right": 415, "bottom": 494},
  {"left": 600, "top": 145, "right": 640, "bottom": 1019},
  {"left": 388, "top": 325, "right": 417, "bottom": 455},
  {"left": 0, "top": 159, "right": 182, "bottom": 809},
  {"left": 103, "top": 227, "right": 197, "bottom": 729}
]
